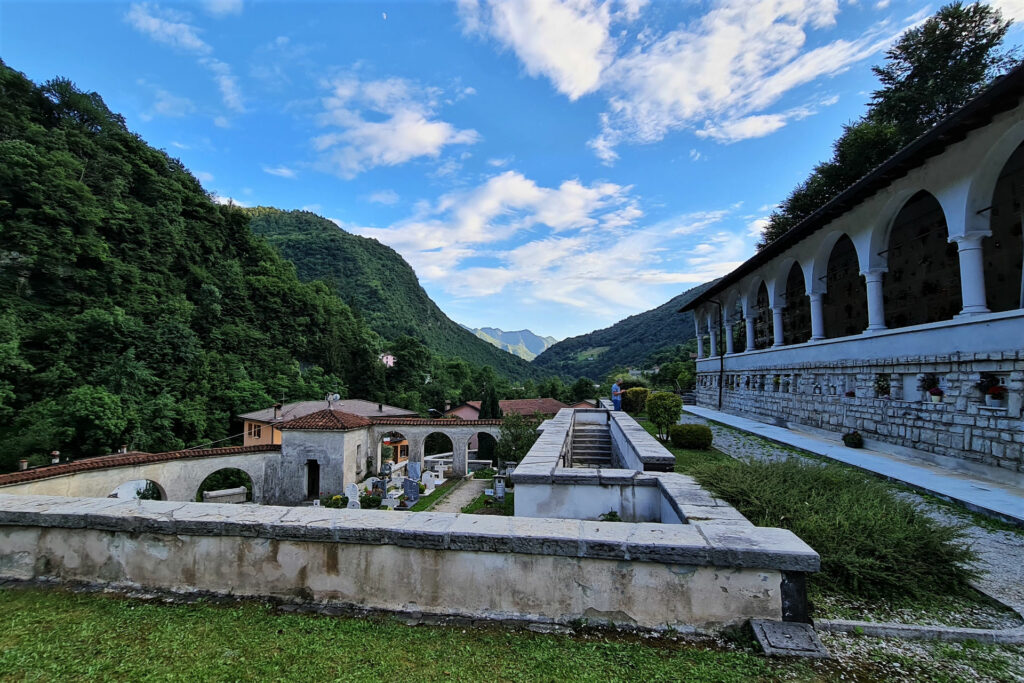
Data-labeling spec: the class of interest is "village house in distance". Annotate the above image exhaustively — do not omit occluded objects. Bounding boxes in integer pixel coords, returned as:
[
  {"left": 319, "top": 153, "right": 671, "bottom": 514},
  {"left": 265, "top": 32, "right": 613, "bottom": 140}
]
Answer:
[
  {"left": 238, "top": 399, "right": 417, "bottom": 447},
  {"left": 683, "top": 64, "right": 1024, "bottom": 487}
]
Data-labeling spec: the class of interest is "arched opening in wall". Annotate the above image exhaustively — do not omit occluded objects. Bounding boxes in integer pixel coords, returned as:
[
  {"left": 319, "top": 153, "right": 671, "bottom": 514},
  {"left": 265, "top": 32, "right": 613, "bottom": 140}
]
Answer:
[
  {"left": 109, "top": 479, "right": 165, "bottom": 500},
  {"left": 986, "top": 141, "right": 1024, "bottom": 311},
  {"left": 822, "top": 235, "right": 868, "bottom": 338},
  {"left": 195, "top": 468, "right": 253, "bottom": 502},
  {"left": 473, "top": 432, "right": 498, "bottom": 466},
  {"left": 377, "top": 431, "right": 409, "bottom": 476},
  {"left": 729, "top": 300, "right": 745, "bottom": 352},
  {"left": 883, "top": 191, "right": 961, "bottom": 328},
  {"left": 753, "top": 282, "right": 773, "bottom": 349},
  {"left": 424, "top": 432, "right": 455, "bottom": 476},
  {"left": 782, "top": 263, "right": 811, "bottom": 345}
]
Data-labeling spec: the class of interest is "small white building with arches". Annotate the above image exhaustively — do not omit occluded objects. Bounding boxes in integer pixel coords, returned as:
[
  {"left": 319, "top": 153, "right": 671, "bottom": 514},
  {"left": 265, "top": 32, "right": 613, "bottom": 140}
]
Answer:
[{"left": 683, "top": 66, "right": 1024, "bottom": 484}]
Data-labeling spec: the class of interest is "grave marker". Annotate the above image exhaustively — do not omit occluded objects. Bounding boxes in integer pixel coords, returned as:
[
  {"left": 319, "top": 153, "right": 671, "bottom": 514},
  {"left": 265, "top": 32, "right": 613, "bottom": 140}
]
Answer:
[{"left": 402, "top": 477, "right": 421, "bottom": 505}]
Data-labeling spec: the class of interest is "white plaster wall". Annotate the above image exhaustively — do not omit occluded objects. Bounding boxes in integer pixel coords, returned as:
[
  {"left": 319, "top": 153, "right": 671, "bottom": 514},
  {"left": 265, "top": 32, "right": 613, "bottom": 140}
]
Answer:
[
  {"left": 0, "top": 525, "right": 781, "bottom": 631},
  {"left": 514, "top": 483, "right": 661, "bottom": 522}
]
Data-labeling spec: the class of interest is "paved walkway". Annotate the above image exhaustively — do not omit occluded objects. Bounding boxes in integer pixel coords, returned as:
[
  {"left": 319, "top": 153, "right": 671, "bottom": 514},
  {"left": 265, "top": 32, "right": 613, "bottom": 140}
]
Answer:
[
  {"left": 684, "top": 406, "right": 1024, "bottom": 526},
  {"left": 430, "top": 477, "right": 488, "bottom": 513},
  {"left": 682, "top": 407, "right": 1024, "bottom": 611}
]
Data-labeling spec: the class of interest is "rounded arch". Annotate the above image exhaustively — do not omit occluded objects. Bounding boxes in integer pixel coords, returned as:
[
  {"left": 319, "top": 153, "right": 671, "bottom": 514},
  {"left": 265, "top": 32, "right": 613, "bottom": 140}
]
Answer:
[
  {"left": 811, "top": 230, "right": 867, "bottom": 289},
  {"left": 966, "top": 117, "right": 1024, "bottom": 232},
  {"left": 822, "top": 234, "right": 868, "bottom": 338},
  {"left": 752, "top": 281, "right": 773, "bottom": 349},
  {"left": 882, "top": 190, "right": 961, "bottom": 329},
  {"left": 984, "top": 139, "right": 1024, "bottom": 312},
  {"left": 109, "top": 479, "right": 166, "bottom": 501},
  {"left": 194, "top": 468, "right": 253, "bottom": 502},
  {"left": 781, "top": 261, "right": 811, "bottom": 345},
  {"left": 424, "top": 431, "right": 454, "bottom": 457},
  {"left": 473, "top": 431, "right": 498, "bottom": 465}
]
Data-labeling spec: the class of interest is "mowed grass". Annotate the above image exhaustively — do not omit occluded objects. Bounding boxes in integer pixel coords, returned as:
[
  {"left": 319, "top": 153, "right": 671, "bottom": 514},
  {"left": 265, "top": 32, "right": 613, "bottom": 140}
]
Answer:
[
  {"left": 0, "top": 589, "right": 802, "bottom": 683},
  {"left": 642, "top": 423, "right": 978, "bottom": 600}
]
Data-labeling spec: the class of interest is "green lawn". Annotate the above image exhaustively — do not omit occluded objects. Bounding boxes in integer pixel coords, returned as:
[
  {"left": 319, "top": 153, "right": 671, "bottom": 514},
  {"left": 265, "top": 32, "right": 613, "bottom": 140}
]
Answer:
[
  {"left": 0, "top": 588, "right": 801, "bottom": 682},
  {"left": 407, "top": 478, "right": 457, "bottom": 512},
  {"left": 462, "top": 491, "right": 515, "bottom": 515}
]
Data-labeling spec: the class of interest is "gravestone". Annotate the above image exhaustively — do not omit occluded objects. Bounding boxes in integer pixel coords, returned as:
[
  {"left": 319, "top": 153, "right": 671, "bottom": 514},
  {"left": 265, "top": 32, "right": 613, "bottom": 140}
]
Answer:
[
  {"left": 381, "top": 497, "right": 399, "bottom": 510},
  {"left": 346, "top": 499, "right": 361, "bottom": 510},
  {"left": 750, "top": 620, "right": 830, "bottom": 659},
  {"left": 408, "top": 461, "right": 422, "bottom": 482},
  {"left": 371, "top": 479, "right": 387, "bottom": 498},
  {"left": 402, "top": 477, "right": 421, "bottom": 505},
  {"left": 422, "top": 471, "right": 436, "bottom": 493},
  {"left": 344, "top": 483, "right": 360, "bottom": 501}
]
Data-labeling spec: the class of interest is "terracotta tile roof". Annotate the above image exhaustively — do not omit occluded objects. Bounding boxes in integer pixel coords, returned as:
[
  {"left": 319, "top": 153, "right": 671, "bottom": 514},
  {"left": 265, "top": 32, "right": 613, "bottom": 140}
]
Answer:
[
  {"left": 370, "top": 417, "right": 503, "bottom": 426},
  {"left": 277, "top": 409, "right": 373, "bottom": 431},
  {"left": 457, "top": 398, "right": 568, "bottom": 417},
  {"left": 238, "top": 399, "right": 417, "bottom": 423},
  {"left": 0, "top": 445, "right": 279, "bottom": 488}
]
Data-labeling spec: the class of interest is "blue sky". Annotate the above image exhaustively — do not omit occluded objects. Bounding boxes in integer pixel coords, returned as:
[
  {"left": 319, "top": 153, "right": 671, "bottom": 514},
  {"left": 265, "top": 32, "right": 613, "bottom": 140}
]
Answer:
[{"left": 4, "top": 1, "right": 1024, "bottom": 340}]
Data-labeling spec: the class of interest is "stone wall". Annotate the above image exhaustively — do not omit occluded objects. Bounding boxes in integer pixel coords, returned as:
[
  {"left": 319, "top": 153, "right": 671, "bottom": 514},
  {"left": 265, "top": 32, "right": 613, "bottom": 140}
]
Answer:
[
  {"left": 0, "top": 494, "right": 819, "bottom": 632},
  {"left": 696, "top": 350, "right": 1024, "bottom": 478}
]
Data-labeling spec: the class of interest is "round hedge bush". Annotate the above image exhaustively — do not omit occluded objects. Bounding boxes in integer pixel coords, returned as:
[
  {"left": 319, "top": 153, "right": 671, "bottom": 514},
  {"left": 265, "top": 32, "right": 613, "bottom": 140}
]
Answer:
[
  {"left": 622, "top": 387, "right": 649, "bottom": 413},
  {"left": 669, "top": 424, "right": 713, "bottom": 450}
]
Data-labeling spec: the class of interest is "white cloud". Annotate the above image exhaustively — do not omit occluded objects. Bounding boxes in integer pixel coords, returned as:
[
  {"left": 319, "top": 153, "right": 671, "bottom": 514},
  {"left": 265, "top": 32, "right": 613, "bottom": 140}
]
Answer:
[
  {"left": 146, "top": 88, "right": 195, "bottom": 118},
  {"left": 194, "top": 170, "right": 214, "bottom": 182},
  {"left": 126, "top": 3, "right": 211, "bottom": 54},
  {"left": 127, "top": 3, "right": 244, "bottom": 113},
  {"left": 689, "top": 149, "right": 702, "bottom": 161},
  {"left": 460, "top": 0, "right": 617, "bottom": 100},
  {"left": 203, "top": 0, "right": 243, "bottom": 17},
  {"left": 201, "top": 58, "right": 245, "bottom": 112},
  {"left": 212, "top": 194, "right": 249, "bottom": 207},
  {"left": 263, "top": 165, "right": 297, "bottom": 178},
  {"left": 990, "top": 0, "right": 1024, "bottom": 19},
  {"left": 314, "top": 74, "right": 481, "bottom": 178},
  {"left": 487, "top": 156, "right": 513, "bottom": 167},
  {"left": 213, "top": 115, "right": 230, "bottom": 128},
  {"left": 368, "top": 189, "right": 401, "bottom": 205},
  {"left": 463, "top": 0, "right": 908, "bottom": 161}
]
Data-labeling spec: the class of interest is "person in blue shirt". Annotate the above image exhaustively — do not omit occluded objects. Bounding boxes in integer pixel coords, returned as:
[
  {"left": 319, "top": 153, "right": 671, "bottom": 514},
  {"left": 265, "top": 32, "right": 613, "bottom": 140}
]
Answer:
[{"left": 611, "top": 380, "right": 623, "bottom": 411}]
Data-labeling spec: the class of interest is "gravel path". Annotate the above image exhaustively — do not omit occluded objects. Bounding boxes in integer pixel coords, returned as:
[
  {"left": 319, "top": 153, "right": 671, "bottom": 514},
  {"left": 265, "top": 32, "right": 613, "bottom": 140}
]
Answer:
[
  {"left": 678, "top": 413, "right": 1024, "bottom": 613},
  {"left": 430, "top": 477, "right": 488, "bottom": 513}
]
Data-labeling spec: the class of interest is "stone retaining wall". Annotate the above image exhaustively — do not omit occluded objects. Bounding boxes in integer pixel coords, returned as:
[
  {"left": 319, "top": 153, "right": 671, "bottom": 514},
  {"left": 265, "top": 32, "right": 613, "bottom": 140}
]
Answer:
[
  {"left": 0, "top": 495, "right": 818, "bottom": 631},
  {"left": 696, "top": 350, "right": 1024, "bottom": 476}
]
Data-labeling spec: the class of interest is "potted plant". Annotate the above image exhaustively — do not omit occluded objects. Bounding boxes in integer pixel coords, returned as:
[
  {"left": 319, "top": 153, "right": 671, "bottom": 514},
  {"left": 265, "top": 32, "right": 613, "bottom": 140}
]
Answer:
[
  {"left": 842, "top": 431, "right": 864, "bottom": 448},
  {"left": 874, "top": 374, "right": 890, "bottom": 398},
  {"left": 928, "top": 387, "right": 944, "bottom": 403},
  {"left": 845, "top": 390, "right": 856, "bottom": 398},
  {"left": 986, "top": 385, "right": 1008, "bottom": 408},
  {"left": 918, "top": 373, "right": 941, "bottom": 402},
  {"left": 771, "top": 376, "right": 781, "bottom": 392}
]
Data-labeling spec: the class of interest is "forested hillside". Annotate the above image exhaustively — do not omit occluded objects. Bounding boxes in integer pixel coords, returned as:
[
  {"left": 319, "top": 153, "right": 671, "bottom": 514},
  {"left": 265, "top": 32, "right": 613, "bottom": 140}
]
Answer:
[
  {"left": 0, "top": 61, "right": 391, "bottom": 469},
  {"left": 531, "top": 282, "right": 714, "bottom": 378},
  {"left": 246, "top": 208, "right": 540, "bottom": 380},
  {"left": 460, "top": 325, "right": 557, "bottom": 361}
]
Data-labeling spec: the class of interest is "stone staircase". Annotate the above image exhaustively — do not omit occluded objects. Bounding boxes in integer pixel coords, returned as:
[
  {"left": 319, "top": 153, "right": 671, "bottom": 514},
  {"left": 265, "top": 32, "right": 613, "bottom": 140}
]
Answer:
[{"left": 571, "top": 425, "right": 613, "bottom": 468}]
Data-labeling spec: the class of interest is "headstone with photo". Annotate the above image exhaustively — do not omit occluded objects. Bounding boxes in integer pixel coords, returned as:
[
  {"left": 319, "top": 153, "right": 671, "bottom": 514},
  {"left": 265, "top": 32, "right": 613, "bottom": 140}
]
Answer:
[
  {"left": 494, "top": 473, "right": 506, "bottom": 500},
  {"left": 402, "top": 477, "right": 421, "bottom": 505}
]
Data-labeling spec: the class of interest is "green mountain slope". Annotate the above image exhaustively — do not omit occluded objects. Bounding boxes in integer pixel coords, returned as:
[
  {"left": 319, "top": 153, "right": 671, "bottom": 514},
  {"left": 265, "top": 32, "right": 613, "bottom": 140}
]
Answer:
[
  {"left": 460, "top": 325, "right": 557, "bottom": 361},
  {"left": 531, "top": 282, "right": 716, "bottom": 378},
  {"left": 245, "top": 208, "right": 540, "bottom": 380},
  {"left": 0, "top": 62, "right": 384, "bottom": 468}
]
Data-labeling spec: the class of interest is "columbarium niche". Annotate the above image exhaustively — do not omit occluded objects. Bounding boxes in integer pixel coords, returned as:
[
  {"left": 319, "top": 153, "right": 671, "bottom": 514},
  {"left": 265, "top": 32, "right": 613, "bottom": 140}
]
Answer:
[
  {"left": 822, "top": 235, "right": 868, "bottom": 338},
  {"left": 753, "top": 282, "right": 773, "bottom": 350},
  {"left": 986, "top": 141, "right": 1024, "bottom": 312},
  {"left": 781, "top": 262, "right": 811, "bottom": 345},
  {"left": 883, "top": 191, "right": 961, "bottom": 328}
]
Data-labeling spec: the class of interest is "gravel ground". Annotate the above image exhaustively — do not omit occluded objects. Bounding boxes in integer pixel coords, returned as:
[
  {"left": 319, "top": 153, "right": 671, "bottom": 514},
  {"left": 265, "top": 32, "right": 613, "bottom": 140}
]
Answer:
[
  {"left": 678, "top": 413, "right": 1024, "bottom": 624},
  {"left": 430, "top": 477, "right": 488, "bottom": 513}
]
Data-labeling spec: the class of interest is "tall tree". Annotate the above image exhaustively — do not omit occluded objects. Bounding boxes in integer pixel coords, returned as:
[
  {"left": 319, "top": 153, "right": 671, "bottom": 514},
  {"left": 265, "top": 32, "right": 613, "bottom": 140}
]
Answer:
[
  {"left": 478, "top": 384, "right": 503, "bottom": 419},
  {"left": 756, "top": 2, "right": 1017, "bottom": 250}
]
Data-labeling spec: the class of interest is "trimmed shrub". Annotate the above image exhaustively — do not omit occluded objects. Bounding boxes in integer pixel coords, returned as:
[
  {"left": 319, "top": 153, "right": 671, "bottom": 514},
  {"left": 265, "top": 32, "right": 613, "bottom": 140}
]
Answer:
[
  {"left": 646, "top": 391, "right": 683, "bottom": 440},
  {"left": 842, "top": 431, "right": 864, "bottom": 448},
  {"left": 622, "top": 387, "right": 649, "bottom": 414},
  {"left": 687, "top": 457, "right": 977, "bottom": 599},
  {"left": 669, "top": 424, "right": 713, "bottom": 450},
  {"left": 359, "top": 493, "right": 382, "bottom": 509}
]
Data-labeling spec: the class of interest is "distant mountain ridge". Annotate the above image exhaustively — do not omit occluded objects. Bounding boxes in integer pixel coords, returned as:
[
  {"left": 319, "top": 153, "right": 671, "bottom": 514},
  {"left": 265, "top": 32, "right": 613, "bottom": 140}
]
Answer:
[
  {"left": 245, "top": 208, "right": 542, "bottom": 380},
  {"left": 460, "top": 325, "right": 557, "bottom": 361},
  {"left": 531, "top": 282, "right": 716, "bottom": 378}
]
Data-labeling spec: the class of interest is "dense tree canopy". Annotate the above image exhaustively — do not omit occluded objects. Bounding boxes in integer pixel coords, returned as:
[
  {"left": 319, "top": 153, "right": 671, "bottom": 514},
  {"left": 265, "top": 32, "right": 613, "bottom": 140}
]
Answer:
[{"left": 756, "top": 2, "right": 1018, "bottom": 249}]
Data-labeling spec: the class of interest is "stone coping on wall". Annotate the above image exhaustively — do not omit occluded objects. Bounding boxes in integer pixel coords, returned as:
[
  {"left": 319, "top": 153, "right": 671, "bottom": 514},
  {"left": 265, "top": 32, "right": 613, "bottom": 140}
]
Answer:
[
  {"left": 0, "top": 494, "right": 819, "bottom": 572},
  {"left": 608, "top": 411, "right": 677, "bottom": 471}
]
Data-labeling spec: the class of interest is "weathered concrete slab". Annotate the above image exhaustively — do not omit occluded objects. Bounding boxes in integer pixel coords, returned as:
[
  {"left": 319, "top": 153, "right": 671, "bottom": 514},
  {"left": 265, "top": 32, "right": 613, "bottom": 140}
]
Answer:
[{"left": 751, "top": 620, "right": 830, "bottom": 658}]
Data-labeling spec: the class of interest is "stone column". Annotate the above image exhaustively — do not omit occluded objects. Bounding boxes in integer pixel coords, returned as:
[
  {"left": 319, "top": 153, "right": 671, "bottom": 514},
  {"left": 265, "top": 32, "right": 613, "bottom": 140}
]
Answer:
[
  {"left": 708, "top": 318, "right": 718, "bottom": 357},
  {"left": 862, "top": 269, "right": 887, "bottom": 332},
  {"left": 451, "top": 435, "right": 469, "bottom": 477},
  {"left": 694, "top": 315, "right": 705, "bottom": 359},
  {"left": 809, "top": 292, "right": 825, "bottom": 341},
  {"left": 744, "top": 316, "right": 755, "bottom": 352},
  {"left": 407, "top": 436, "right": 424, "bottom": 465},
  {"left": 771, "top": 306, "right": 785, "bottom": 347},
  {"left": 724, "top": 315, "right": 735, "bottom": 355},
  {"left": 953, "top": 234, "right": 990, "bottom": 316}
]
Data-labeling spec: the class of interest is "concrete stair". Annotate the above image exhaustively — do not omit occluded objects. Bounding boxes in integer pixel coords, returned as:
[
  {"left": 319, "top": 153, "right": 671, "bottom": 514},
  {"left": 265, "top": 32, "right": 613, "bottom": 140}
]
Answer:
[{"left": 571, "top": 425, "right": 612, "bottom": 468}]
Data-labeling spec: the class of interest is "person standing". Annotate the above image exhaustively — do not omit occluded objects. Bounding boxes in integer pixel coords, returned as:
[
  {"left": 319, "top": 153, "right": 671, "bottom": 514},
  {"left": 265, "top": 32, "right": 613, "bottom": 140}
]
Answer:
[{"left": 611, "top": 380, "right": 623, "bottom": 411}]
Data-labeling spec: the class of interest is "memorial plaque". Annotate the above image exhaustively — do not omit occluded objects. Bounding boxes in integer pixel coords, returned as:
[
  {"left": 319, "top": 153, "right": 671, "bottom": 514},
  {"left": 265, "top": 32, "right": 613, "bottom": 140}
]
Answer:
[
  {"left": 402, "top": 477, "right": 421, "bottom": 505},
  {"left": 750, "top": 620, "right": 830, "bottom": 659}
]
